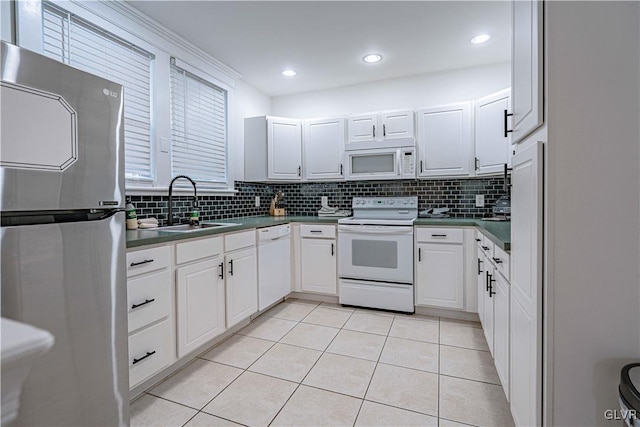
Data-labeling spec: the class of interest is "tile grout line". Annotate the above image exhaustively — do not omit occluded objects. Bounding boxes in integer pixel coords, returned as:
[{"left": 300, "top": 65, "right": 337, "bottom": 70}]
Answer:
[
  {"left": 266, "top": 306, "right": 355, "bottom": 426},
  {"left": 351, "top": 314, "right": 395, "bottom": 426},
  {"left": 438, "top": 317, "right": 441, "bottom": 425}
]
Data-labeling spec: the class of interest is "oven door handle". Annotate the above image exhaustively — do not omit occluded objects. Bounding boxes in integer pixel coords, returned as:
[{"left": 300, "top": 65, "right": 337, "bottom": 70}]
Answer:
[{"left": 338, "top": 225, "right": 414, "bottom": 234}]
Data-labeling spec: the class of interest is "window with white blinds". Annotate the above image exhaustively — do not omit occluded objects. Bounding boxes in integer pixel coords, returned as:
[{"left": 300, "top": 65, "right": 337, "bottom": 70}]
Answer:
[
  {"left": 170, "top": 61, "right": 228, "bottom": 184},
  {"left": 42, "top": 3, "right": 154, "bottom": 180}
]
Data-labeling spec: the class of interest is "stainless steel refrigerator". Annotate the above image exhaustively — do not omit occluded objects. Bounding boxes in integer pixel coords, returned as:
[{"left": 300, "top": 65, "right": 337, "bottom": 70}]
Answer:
[{"left": 0, "top": 42, "right": 129, "bottom": 426}]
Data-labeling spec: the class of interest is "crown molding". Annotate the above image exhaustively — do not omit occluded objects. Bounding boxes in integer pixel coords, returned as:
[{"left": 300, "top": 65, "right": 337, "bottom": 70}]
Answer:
[{"left": 71, "top": 0, "right": 243, "bottom": 82}]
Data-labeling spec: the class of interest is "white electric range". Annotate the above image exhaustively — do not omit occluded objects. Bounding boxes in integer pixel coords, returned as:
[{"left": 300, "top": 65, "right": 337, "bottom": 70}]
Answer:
[{"left": 337, "top": 197, "right": 418, "bottom": 313}]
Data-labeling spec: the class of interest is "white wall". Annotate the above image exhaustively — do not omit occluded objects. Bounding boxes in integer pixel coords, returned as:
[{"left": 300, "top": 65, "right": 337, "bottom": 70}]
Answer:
[
  {"left": 232, "top": 80, "right": 271, "bottom": 181},
  {"left": 271, "top": 62, "right": 510, "bottom": 118},
  {"left": 545, "top": 2, "right": 640, "bottom": 425}
]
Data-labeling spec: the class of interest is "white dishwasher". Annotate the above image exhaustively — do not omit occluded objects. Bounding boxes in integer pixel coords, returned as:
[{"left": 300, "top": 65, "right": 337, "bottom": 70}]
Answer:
[{"left": 257, "top": 224, "right": 291, "bottom": 310}]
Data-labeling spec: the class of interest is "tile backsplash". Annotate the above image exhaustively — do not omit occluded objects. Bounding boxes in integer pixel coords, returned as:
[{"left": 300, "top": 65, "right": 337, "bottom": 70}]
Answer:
[{"left": 129, "top": 177, "right": 509, "bottom": 226}]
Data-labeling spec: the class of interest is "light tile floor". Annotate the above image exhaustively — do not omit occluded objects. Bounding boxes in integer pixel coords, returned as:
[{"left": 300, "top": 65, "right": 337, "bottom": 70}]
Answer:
[{"left": 131, "top": 299, "right": 515, "bottom": 427}]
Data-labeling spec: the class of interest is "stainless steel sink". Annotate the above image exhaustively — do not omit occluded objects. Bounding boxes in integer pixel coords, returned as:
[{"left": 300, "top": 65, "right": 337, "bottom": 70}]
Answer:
[{"left": 143, "top": 222, "right": 240, "bottom": 233}]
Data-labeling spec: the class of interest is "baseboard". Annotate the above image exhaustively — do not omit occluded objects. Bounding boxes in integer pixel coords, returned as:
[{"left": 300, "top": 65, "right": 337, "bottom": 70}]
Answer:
[
  {"left": 415, "top": 305, "right": 480, "bottom": 322},
  {"left": 286, "top": 292, "right": 339, "bottom": 304}
]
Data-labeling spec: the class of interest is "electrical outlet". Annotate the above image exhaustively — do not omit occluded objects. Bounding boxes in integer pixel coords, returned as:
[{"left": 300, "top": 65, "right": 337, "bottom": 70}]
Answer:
[
  {"left": 321, "top": 196, "right": 328, "bottom": 207},
  {"left": 476, "top": 195, "right": 485, "bottom": 207},
  {"left": 255, "top": 196, "right": 260, "bottom": 207}
]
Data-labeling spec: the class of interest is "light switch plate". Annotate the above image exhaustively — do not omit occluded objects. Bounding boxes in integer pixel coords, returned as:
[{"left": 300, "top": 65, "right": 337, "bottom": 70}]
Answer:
[
  {"left": 255, "top": 196, "right": 260, "bottom": 207},
  {"left": 321, "top": 196, "right": 328, "bottom": 207},
  {"left": 476, "top": 195, "right": 485, "bottom": 207}
]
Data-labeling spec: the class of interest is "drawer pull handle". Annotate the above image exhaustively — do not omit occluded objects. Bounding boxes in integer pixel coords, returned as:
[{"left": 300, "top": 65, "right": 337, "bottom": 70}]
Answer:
[
  {"left": 132, "top": 351, "right": 156, "bottom": 365},
  {"left": 475, "top": 238, "right": 482, "bottom": 242},
  {"left": 488, "top": 274, "right": 496, "bottom": 297},
  {"left": 219, "top": 262, "right": 224, "bottom": 279},
  {"left": 331, "top": 243, "right": 335, "bottom": 256},
  {"left": 310, "top": 230, "right": 323, "bottom": 233},
  {"left": 482, "top": 246, "right": 490, "bottom": 251},
  {"left": 431, "top": 234, "right": 447, "bottom": 238},
  {"left": 131, "top": 298, "right": 155, "bottom": 310},
  {"left": 492, "top": 257, "right": 503, "bottom": 264},
  {"left": 229, "top": 259, "right": 234, "bottom": 276},
  {"left": 418, "top": 247, "right": 422, "bottom": 262},
  {"left": 477, "top": 258, "right": 483, "bottom": 275},
  {"left": 130, "top": 259, "right": 154, "bottom": 267}
]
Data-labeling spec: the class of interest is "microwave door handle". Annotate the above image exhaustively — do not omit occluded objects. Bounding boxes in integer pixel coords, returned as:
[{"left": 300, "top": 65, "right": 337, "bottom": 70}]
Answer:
[{"left": 396, "top": 149, "right": 402, "bottom": 176}]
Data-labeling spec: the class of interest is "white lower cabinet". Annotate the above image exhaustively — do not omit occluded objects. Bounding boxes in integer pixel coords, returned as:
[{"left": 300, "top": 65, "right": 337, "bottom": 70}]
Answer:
[
  {"left": 176, "top": 257, "right": 226, "bottom": 358},
  {"left": 225, "top": 247, "right": 258, "bottom": 328},
  {"left": 128, "top": 319, "right": 173, "bottom": 388},
  {"left": 476, "top": 229, "right": 511, "bottom": 402},
  {"left": 415, "top": 228, "right": 465, "bottom": 309},
  {"left": 301, "top": 237, "right": 337, "bottom": 295},
  {"left": 493, "top": 269, "right": 510, "bottom": 400}
]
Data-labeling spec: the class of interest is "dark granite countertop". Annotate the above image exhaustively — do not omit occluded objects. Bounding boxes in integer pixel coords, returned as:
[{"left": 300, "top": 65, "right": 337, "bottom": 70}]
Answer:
[{"left": 127, "top": 215, "right": 510, "bottom": 251}]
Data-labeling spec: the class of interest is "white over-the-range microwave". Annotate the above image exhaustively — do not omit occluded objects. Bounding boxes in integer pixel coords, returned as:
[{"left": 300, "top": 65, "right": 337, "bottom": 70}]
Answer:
[{"left": 344, "top": 139, "right": 416, "bottom": 181}]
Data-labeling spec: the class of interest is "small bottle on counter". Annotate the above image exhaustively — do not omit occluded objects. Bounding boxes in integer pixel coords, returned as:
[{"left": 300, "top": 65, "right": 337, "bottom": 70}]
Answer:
[{"left": 125, "top": 198, "right": 138, "bottom": 230}]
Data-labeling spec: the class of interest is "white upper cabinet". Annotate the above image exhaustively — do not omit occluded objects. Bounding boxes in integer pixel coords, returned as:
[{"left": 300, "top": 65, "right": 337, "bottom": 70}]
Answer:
[
  {"left": 347, "top": 110, "right": 414, "bottom": 144},
  {"left": 303, "top": 117, "right": 346, "bottom": 181},
  {"left": 244, "top": 116, "right": 302, "bottom": 182},
  {"left": 416, "top": 102, "right": 473, "bottom": 177},
  {"left": 379, "top": 110, "right": 415, "bottom": 141},
  {"left": 347, "top": 114, "right": 378, "bottom": 143},
  {"left": 475, "top": 89, "right": 512, "bottom": 175},
  {"left": 511, "top": 0, "right": 544, "bottom": 144}
]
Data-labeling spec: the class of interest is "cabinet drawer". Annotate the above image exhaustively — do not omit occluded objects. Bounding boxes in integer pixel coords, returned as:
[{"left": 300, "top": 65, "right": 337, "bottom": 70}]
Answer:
[
  {"left": 416, "top": 227, "right": 463, "bottom": 244},
  {"left": 126, "top": 246, "right": 170, "bottom": 278},
  {"left": 225, "top": 229, "right": 256, "bottom": 252},
  {"left": 127, "top": 270, "right": 172, "bottom": 333},
  {"left": 300, "top": 224, "right": 336, "bottom": 239},
  {"left": 492, "top": 245, "right": 510, "bottom": 281},
  {"left": 128, "top": 319, "right": 172, "bottom": 388},
  {"left": 176, "top": 236, "right": 223, "bottom": 265}
]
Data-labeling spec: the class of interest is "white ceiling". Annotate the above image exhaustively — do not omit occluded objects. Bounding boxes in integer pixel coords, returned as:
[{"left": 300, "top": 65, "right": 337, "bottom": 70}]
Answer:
[{"left": 126, "top": 1, "right": 511, "bottom": 97}]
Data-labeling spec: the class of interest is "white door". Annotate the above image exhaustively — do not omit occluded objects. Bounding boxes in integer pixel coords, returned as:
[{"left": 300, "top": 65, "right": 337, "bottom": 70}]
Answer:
[
  {"left": 415, "top": 243, "right": 464, "bottom": 309},
  {"left": 493, "top": 271, "right": 510, "bottom": 401},
  {"left": 176, "top": 257, "right": 226, "bottom": 358},
  {"left": 510, "top": 141, "right": 543, "bottom": 427},
  {"left": 267, "top": 117, "right": 302, "bottom": 180},
  {"left": 416, "top": 102, "right": 473, "bottom": 177},
  {"left": 347, "top": 114, "right": 378, "bottom": 143},
  {"left": 483, "top": 266, "right": 495, "bottom": 355},
  {"left": 301, "top": 238, "right": 337, "bottom": 295},
  {"left": 226, "top": 247, "right": 258, "bottom": 328},
  {"left": 303, "top": 117, "right": 345, "bottom": 180},
  {"left": 475, "top": 89, "right": 512, "bottom": 175},
  {"left": 477, "top": 250, "right": 486, "bottom": 326},
  {"left": 379, "top": 110, "right": 414, "bottom": 140},
  {"left": 512, "top": 0, "right": 544, "bottom": 144}
]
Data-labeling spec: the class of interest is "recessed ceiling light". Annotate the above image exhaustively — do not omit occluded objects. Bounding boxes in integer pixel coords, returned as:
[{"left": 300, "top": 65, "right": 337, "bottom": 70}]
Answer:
[
  {"left": 470, "top": 34, "right": 491, "bottom": 44},
  {"left": 282, "top": 69, "right": 296, "bottom": 77},
  {"left": 363, "top": 53, "right": 383, "bottom": 64}
]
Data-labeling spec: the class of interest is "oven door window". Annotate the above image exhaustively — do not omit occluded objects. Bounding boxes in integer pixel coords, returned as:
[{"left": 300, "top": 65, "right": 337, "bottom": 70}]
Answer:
[
  {"left": 351, "top": 153, "right": 396, "bottom": 174},
  {"left": 352, "top": 239, "right": 397, "bottom": 268}
]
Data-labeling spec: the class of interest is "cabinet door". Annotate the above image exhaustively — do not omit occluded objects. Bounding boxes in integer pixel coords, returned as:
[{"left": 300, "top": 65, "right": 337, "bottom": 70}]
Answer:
[
  {"left": 510, "top": 141, "right": 543, "bottom": 426},
  {"left": 475, "top": 89, "right": 512, "bottom": 175},
  {"left": 416, "top": 102, "right": 473, "bottom": 177},
  {"left": 303, "top": 117, "right": 345, "bottom": 180},
  {"left": 512, "top": 0, "right": 543, "bottom": 144},
  {"left": 226, "top": 247, "right": 258, "bottom": 328},
  {"left": 477, "top": 252, "right": 486, "bottom": 326},
  {"left": 493, "top": 271, "right": 510, "bottom": 400},
  {"left": 483, "top": 267, "right": 495, "bottom": 354},
  {"left": 176, "top": 257, "right": 226, "bottom": 358},
  {"left": 301, "top": 238, "right": 337, "bottom": 295},
  {"left": 379, "top": 110, "right": 414, "bottom": 140},
  {"left": 415, "top": 243, "right": 464, "bottom": 309},
  {"left": 347, "top": 114, "right": 378, "bottom": 143},
  {"left": 267, "top": 117, "right": 302, "bottom": 180}
]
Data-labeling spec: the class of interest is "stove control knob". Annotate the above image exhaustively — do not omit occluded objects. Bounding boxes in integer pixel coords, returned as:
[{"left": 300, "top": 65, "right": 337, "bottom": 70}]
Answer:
[
  {"left": 389, "top": 200, "right": 394, "bottom": 205},
  {"left": 403, "top": 200, "right": 408, "bottom": 205},
  {"left": 409, "top": 199, "right": 416, "bottom": 205}
]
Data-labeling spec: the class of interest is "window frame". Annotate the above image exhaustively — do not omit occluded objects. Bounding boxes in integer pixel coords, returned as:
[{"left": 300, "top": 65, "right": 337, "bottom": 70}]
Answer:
[{"left": 16, "top": 0, "right": 238, "bottom": 195}]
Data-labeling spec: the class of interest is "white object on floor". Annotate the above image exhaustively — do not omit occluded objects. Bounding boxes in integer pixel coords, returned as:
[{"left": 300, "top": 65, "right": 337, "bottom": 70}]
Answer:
[{"left": 1, "top": 317, "right": 54, "bottom": 426}]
